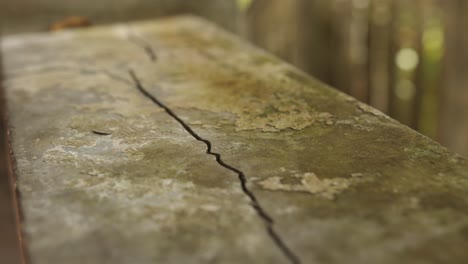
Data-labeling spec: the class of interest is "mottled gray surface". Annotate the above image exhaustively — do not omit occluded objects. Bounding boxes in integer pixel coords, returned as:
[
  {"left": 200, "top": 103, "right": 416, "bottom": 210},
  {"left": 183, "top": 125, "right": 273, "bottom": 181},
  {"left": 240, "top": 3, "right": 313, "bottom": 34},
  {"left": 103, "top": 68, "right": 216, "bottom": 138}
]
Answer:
[{"left": 2, "top": 16, "right": 468, "bottom": 264}]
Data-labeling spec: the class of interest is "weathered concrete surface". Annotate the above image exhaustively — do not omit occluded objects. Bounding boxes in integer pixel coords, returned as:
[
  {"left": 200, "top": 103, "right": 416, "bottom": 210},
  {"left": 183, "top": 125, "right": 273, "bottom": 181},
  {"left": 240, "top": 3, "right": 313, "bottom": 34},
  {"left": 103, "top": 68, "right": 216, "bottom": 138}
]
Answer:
[{"left": 2, "top": 16, "right": 468, "bottom": 264}]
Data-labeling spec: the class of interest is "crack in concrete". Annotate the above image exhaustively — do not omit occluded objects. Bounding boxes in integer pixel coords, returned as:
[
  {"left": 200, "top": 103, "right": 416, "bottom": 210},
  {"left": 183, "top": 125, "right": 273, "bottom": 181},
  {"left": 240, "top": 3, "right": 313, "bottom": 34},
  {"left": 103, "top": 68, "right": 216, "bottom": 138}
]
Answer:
[
  {"left": 128, "top": 70, "right": 301, "bottom": 264},
  {"left": 126, "top": 29, "right": 157, "bottom": 62}
]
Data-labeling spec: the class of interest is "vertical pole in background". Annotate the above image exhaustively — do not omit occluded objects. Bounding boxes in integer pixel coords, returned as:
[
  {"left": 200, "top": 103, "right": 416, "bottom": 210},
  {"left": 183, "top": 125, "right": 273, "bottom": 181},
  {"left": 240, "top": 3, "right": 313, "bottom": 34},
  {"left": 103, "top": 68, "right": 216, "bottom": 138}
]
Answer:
[
  {"left": 439, "top": 0, "right": 468, "bottom": 156},
  {"left": 387, "top": 0, "right": 398, "bottom": 118},
  {"left": 348, "top": 0, "right": 370, "bottom": 103},
  {"left": 330, "top": 0, "right": 352, "bottom": 93},
  {"left": 245, "top": 0, "right": 305, "bottom": 68},
  {"left": 368, "top": 0, "right": 392, "bottom": 113},
  {"left": 390, "top": 0, "right": 418, "bottom": 126},
  {"left": 412, "top": 0, "right": 425, "bottom": 130},
  {"left": 417, "top": 0, "right": 444, "bottom": 139}
]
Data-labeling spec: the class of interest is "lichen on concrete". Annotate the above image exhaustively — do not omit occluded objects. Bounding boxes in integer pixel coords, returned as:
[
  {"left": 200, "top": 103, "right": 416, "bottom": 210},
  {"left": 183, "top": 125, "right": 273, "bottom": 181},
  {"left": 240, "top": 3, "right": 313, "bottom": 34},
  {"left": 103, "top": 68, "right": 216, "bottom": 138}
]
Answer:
[{"left": 257, "top": 172, "right": 354, "bottom": 200}]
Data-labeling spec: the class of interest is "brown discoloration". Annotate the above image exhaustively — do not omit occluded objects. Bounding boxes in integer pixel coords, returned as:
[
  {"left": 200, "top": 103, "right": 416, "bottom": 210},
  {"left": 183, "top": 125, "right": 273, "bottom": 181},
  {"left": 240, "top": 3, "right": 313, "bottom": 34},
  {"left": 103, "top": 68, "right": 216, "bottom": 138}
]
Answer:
[{"left": 49, "top": 16, "right": 91, "bottom": 31}]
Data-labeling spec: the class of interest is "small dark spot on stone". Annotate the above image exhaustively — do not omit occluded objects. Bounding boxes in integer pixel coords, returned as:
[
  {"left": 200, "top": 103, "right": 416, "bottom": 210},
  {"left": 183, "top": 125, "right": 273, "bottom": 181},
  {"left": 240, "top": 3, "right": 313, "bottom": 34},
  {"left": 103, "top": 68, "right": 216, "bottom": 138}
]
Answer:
[{"left": 92, "top": 130, "right": 112, "bottom": 136}]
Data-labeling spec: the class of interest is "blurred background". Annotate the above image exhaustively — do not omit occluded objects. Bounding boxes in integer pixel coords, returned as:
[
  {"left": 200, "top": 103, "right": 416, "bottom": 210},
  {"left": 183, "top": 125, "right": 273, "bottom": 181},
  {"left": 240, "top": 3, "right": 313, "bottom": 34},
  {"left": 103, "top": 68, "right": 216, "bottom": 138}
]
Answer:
[{"left": 0, "top": 0, "right": 467, "bottom": 157}]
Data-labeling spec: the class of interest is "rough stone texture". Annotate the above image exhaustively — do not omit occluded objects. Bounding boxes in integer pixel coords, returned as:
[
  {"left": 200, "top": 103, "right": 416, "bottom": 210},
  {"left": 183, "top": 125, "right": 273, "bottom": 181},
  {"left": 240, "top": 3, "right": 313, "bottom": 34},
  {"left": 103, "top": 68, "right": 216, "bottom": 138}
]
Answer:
[{"left": 2, "top": 16, "right": 468, "bottom": 264}]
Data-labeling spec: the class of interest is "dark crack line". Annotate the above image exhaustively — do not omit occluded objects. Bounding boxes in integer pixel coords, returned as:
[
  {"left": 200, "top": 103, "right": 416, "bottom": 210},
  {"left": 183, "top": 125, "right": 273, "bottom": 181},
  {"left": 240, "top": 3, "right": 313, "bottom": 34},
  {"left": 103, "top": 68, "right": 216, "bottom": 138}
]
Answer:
[
  {"left": 127, "top": 33, "right": 157, "bottom": 62},
  {"left": 128, "top": 70, "right": 301, "bottom": 264},
  {"left": 92, "top": 130, "right": 112, "bottom": 136},
  {"left": 123, "top": 25, "right": 158, "bottom": 62}
]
